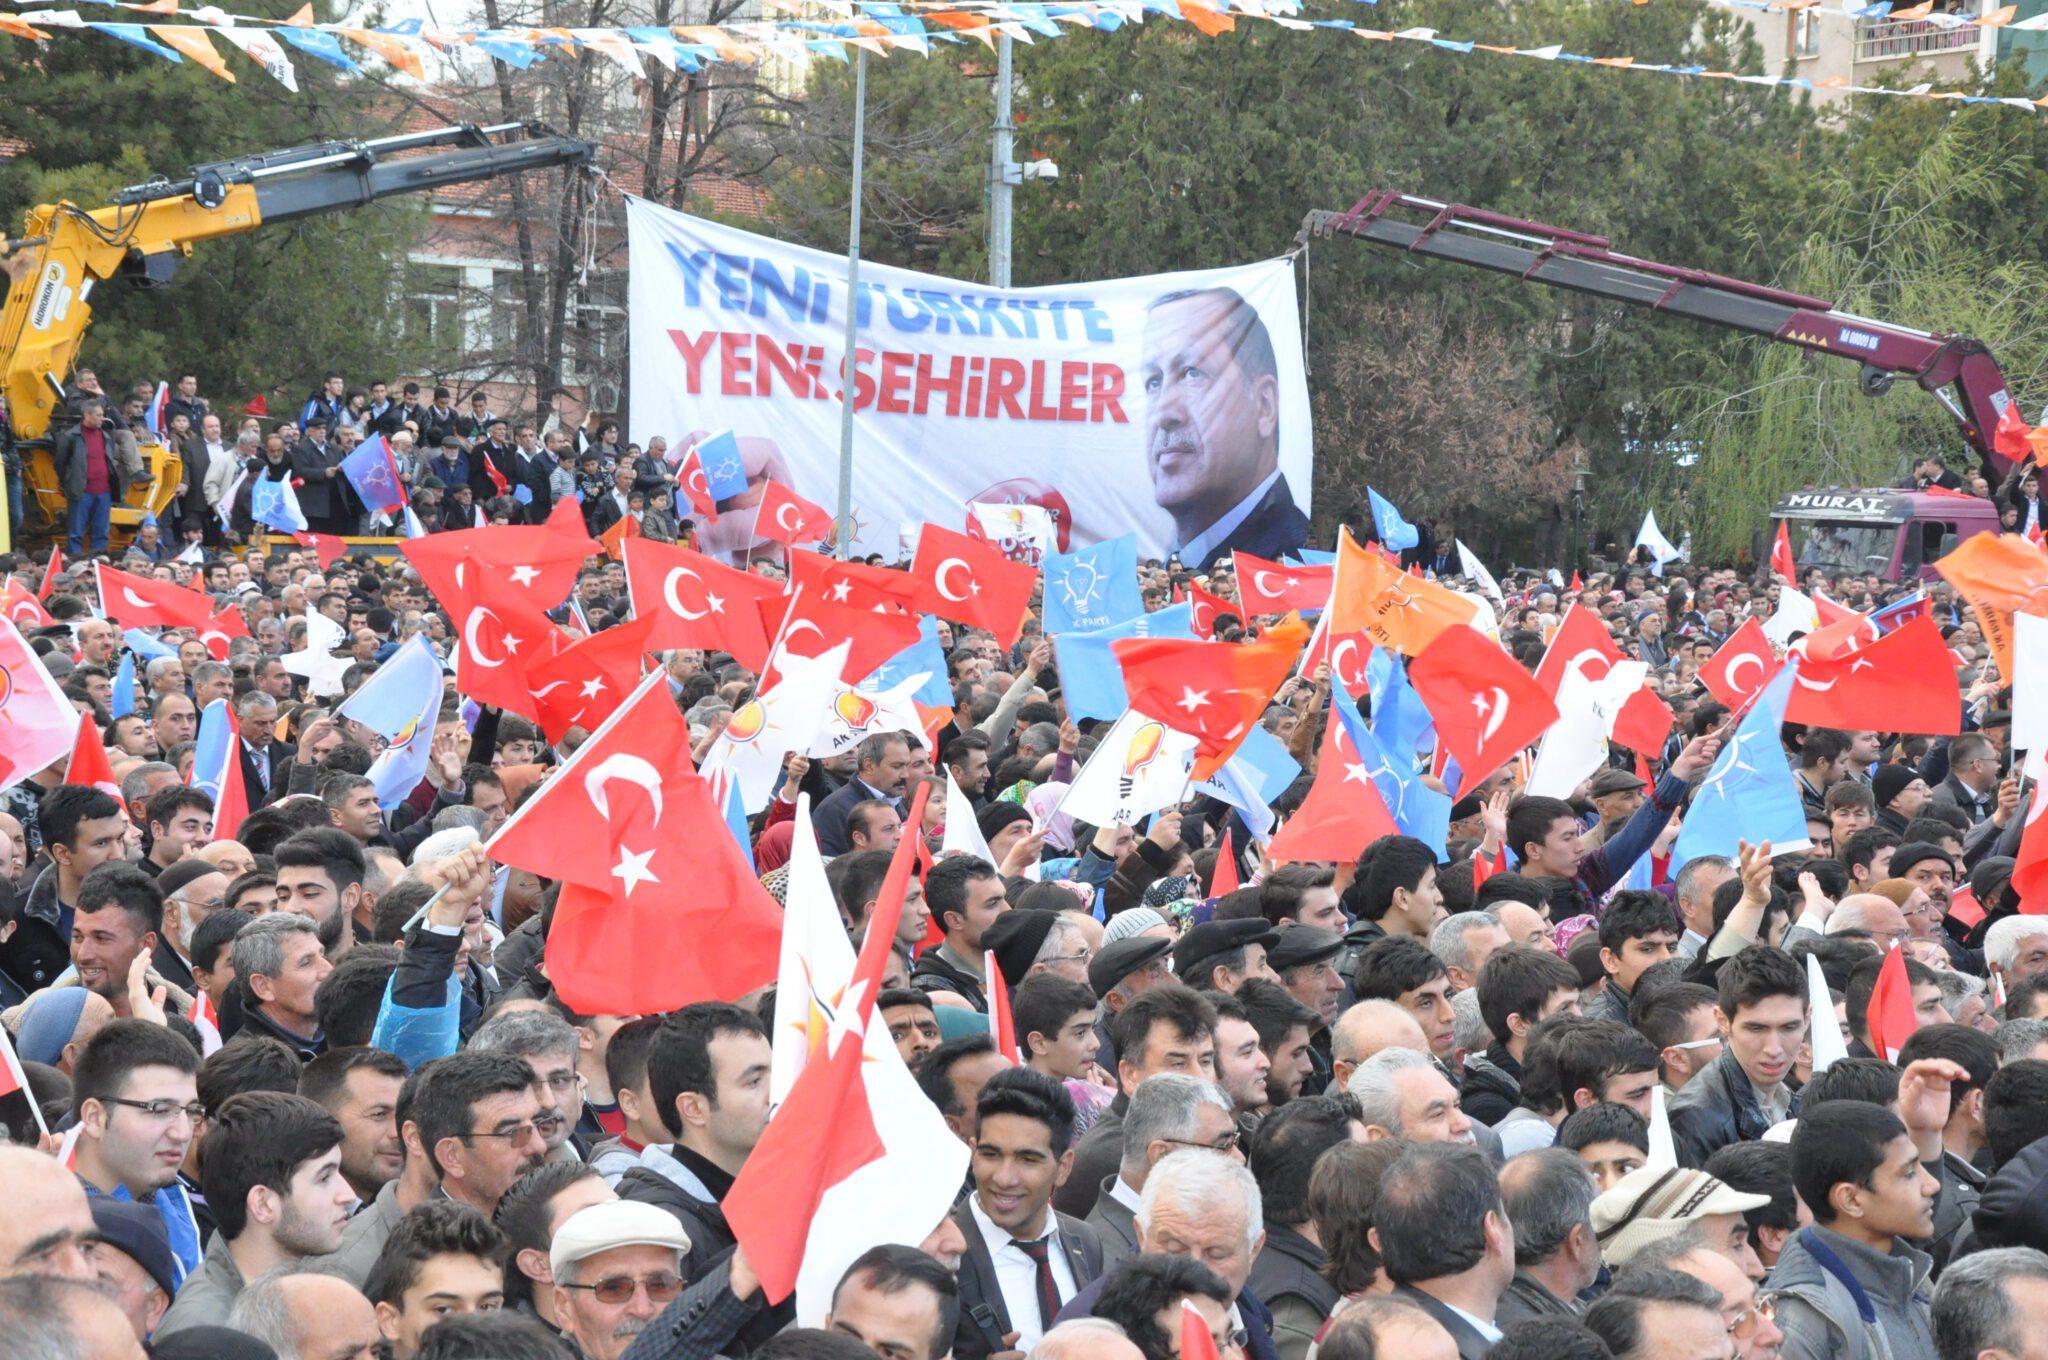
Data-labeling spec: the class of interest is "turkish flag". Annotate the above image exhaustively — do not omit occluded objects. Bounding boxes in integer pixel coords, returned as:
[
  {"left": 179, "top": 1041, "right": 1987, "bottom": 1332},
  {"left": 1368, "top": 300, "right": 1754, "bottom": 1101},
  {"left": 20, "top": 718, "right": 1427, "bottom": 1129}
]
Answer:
[
  {"left": 676, "top": 446, "right": 719, "bottom": 523},
  {"left": 292, "top": 532, "right": 348, "bottom": 570},
  {"left": 525, "top": 612, "right": 658, "bottom": 745},
  {"left": 0, "top": 620, "right": 76, "bottom": 793},
  {"left": 1995, "top": 401, "right": 2037, "bottom": 460},
  {"left": 1865, "top": 946, "right": 1921, "bottom": 1063},
  {"left": 755, "top": 481, "right": 835, "bottom": 547},
  {"left": 199, "top": 605, "right": 251, "bottom": 663},
  {"left": 1533, "top": 604, "right": 1624, "bottom": 697},
  {"left": 725, "top": 781, "right": 932, "bottom": 1304},
  {"left": 622, "top": 539, "right": 780, "bottom": 670},
  {"left": 489, "top": 671, "right": 783, "bottom": 1012},
  {"left": 404, "top": 498, "right": 600, "bottom": 616},
  {"left": 1115, "top": 615, "right": 1310, "bottom": 779},
  {"left": 1935, "top": 532, "right": 2048, "bottom": 682},
  {"left": 0, "top": 580, "right": 52, "bottom": 631},
  {"left": 1181, "top": 1300, "right": 1224, "bottom": 1360},
  {"left": 985, "top": 950, "right": 1020, "bottom": 1063},
  {"left": 1300, "top": 612, "right": 1374, "bottom": 697},
  {"left": 37, "top": 546, "right": 60, "bottom": 602},
  {"left": 450, "top": 577, "right": 563, "bottom": 722},
  {"left": 97, "top": 564, "right": 213, "bottom": 630},
  {"left": 1233, "top": 551, "right": 1333, "bottom": 615},
  {"left": 1267, "top": 696, "right": 1398, "bottom": 862},
  {"left": 909, "top": 523, "right": 1037, "bottom": 647},
  {"left": 1784, "top": 615, "right": 1960, "bottom": 735},
  {"left": 787, "top": 549, "right": 923, "bottom": 615},
  {"left": 1771, "top": 521, "right": 1796, "bottom": 582},
  {"left": 759, "top": 588, "right": 922, "bottom": 689},
  {"left": 1183, "top": 582, "right": 1236, "bottom": 640},
  {"left": 63, "top": 713, "right": 121, "bottom": 803},
  {"left": 1410, "top": 625, "right": 1559, "bottom": 798},
  {"left": 1698, "top": 618, "right": 1779, "bottom": 708}
]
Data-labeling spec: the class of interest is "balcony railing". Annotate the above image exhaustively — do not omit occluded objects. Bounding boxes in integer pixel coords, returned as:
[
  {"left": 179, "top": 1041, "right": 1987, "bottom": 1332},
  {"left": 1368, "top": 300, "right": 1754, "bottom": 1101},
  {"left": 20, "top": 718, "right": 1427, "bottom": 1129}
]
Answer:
[{"left": 1855, "top": 16, "right": 1979, "bottom": 63}]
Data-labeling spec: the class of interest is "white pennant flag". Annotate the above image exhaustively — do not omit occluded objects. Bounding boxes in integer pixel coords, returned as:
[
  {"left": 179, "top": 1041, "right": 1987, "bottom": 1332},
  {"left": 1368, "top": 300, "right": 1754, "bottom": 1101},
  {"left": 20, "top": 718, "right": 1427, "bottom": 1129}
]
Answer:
[
  {"left": 1634, "top": 509, "right": 1683, "bottom": 577},
  {"left": 1808, "top": 952, "right": 1849, "bottom": 1075},
  {"left": 701, "top": 641, "right": 847, "bottom": 812},
  {"left": 1645, "top": 1081, "right": 1679, "bottom": 1171},
  {"left": 1761, "top": 587, "right": 1820, "bottom": 649},
  {"left": 940, "top": 770, "right": 996, "bottom": 864},
  {"left": 217, "top": 26, "right": 299, "bottom": 89},
  {"left": 2012, "top": 612, "right": 2048, "bottom": 753},
  {"left": 1456, "top": 539, "right": 1504, "bottom": 605},
  {"left": 1061, "top": 711, "right": 1199, "bottom": 828},
  {"left": 808, "top": 673, "right": 925, "bottom": 760}
]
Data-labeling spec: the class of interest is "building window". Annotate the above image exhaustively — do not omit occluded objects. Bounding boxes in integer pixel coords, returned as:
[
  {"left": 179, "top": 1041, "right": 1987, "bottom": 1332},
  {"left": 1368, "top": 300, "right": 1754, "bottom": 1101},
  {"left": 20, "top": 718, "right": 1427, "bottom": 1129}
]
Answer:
[
  {"left": 1794, "top": 9, "right": 1821, "bottom": 57},
  {"left": 405, "top": 264, "right": 466, "bottom": 354}
]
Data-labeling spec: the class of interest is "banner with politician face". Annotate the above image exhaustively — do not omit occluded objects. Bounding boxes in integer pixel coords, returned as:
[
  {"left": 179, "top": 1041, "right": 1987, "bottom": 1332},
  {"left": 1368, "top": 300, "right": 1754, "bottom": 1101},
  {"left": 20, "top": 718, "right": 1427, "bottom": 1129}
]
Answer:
[{"left": 626, "top": 197, "right": 1313, "bottom": 569}]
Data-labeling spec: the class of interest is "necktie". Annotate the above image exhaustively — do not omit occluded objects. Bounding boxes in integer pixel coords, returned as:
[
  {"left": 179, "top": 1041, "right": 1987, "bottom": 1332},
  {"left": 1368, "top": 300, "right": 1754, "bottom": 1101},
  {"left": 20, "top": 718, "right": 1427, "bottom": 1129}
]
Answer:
[{"left": 1014, "top": 1235, "right": 1060, "bottom": 1331}]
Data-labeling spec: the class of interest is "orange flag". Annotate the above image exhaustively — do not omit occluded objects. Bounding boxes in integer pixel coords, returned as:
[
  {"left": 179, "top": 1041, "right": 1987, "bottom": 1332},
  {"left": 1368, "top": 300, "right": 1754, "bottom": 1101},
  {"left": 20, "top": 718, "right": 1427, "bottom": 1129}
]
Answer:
[
  {"left": 1328, "top": 526, "right": 1480, "bottom": 657},
  {"left": 1933, "top": 532, "right": 2048, "bottom": 682},
  {"left": 599, "top": 512, "right": 642, "bottom": 560}
]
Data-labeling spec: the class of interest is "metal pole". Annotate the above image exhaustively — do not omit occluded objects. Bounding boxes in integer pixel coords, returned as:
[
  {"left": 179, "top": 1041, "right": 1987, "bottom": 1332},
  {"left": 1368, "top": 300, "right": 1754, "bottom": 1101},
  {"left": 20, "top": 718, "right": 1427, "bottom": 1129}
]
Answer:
[
  {"left": 835, "top": 47, "right": 867, "bottom": 561},
  {"left": 988, "top": 33, "right": 1013, "bottom": 288}
]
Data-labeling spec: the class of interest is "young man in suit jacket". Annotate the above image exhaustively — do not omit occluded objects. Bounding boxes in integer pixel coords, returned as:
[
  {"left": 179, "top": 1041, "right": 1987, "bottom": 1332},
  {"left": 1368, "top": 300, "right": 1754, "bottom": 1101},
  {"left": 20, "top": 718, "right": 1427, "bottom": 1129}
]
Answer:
[{"left": 952, "top": 1067, "right": 1104, "bottom": 1360}]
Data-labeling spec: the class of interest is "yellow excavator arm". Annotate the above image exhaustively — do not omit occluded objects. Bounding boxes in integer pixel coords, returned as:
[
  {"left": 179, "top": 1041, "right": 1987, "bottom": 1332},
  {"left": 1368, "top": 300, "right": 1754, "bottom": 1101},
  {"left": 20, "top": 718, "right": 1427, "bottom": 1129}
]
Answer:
[{"left": 0, "top": 121, "right": 590, "bottom": 551}]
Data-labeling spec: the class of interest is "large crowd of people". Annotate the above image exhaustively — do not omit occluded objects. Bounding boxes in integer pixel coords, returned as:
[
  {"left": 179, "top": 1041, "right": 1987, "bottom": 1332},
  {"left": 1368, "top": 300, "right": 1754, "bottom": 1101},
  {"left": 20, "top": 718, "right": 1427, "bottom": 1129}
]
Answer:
[{"left": 0, "top": 367, "right": 2046, "bottom": 1360}]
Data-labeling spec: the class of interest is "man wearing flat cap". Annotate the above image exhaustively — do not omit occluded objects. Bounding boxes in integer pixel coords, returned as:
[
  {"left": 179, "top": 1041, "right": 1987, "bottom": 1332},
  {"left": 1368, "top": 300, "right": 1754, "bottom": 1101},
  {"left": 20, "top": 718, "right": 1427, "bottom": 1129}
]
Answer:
[{"left": 1173, "top": 918, "right": 1281, "bottom": 995}]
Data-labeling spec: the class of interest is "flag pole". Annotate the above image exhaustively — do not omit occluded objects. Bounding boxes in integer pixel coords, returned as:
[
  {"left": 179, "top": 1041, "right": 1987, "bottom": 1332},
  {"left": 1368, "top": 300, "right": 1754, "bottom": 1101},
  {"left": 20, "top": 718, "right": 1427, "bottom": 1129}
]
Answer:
[{"left": 834, "top": 47, "right": 867, "bottom": 563}]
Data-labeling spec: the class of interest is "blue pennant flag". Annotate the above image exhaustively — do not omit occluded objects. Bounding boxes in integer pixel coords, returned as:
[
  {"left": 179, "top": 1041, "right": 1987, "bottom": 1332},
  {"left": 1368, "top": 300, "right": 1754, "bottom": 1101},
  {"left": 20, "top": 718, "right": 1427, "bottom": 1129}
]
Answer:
[
  {"left": 1671, "top": 659, "right": 1808, "bottom": 869},
  {"left": 692, "top": 431, "right": 750, "bottom": 501},
  {"left": 124, "top": 629, "right": 175, "bottom": 661},
  {"left": 1053, "top": 603, "right": 1195, "bottom": 723},
  {"left": 274, "top": 25, "right": 361, "bottom": 71},
  {"left": 250, "top": 475, "right": 309, "bottom": 535},
  {"left": 1366, "top": 650, "right": 1436, "bottom": 760},
  {"left": 1333, "top": 687, "right": 1452, "bottom": 858},
  {"left": 1368, "top": 487, "right": 1419, "bottom": 552},
  {"left": 1041, "top": 534, "right": 1141, "bottom": 634},
  {"left": 89, "top": 22, "right": 183, "bottom": 60},
  {"left": 723, "top": 774, "right": 754, "bottom": 870},
  {"left": 110, "top": 652, "right": 137, "bottom": 721},
  {"left": 864, "top": 617, "right": 954, "bottom": 709}
]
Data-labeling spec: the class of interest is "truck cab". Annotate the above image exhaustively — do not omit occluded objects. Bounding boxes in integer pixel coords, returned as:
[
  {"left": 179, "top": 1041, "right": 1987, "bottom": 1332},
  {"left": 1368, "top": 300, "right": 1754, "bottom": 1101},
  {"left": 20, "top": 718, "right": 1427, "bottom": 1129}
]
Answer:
[{"left": 1770, "top": 487, "right": 2000, "bottom": 583}]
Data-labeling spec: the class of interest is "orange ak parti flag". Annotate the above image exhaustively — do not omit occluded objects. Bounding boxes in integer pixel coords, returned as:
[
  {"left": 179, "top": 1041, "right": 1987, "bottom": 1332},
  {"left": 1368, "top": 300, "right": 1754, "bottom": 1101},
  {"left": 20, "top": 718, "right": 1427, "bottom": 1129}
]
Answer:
[
  {"left": 1113, "top": 614, "right": 1310, "bottom": 779},
  {"left": 1327, "top": 526, "right": 1478, "bottom": 656},
  {"left": 1935, "top": 531, "right": 2048, "bottom": 682}
]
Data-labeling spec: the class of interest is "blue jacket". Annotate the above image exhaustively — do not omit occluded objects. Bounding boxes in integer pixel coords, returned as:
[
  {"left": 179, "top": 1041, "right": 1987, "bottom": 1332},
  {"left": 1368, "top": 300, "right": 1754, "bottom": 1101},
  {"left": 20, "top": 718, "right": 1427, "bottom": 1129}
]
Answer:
[{"left": 427, "top": 452, "right": 470, "bottom": 494}]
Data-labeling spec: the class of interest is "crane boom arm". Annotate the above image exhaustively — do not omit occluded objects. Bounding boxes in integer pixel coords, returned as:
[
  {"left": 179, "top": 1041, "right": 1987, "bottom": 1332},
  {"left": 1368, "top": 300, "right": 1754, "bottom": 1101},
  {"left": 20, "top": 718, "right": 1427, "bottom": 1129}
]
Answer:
[
  {"left": 1300, "top": 190, "right": 2022, "bottom": 476},
  {"left": 1, "top": 121, "right": 591, "bottom": 445}
]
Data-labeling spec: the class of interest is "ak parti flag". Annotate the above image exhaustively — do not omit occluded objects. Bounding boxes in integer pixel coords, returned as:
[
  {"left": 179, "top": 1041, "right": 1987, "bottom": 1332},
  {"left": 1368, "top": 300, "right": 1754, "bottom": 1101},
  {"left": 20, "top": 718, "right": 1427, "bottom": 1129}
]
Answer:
[
  {"left": 488, "top": 669, "right": 782, "bottom": 1013},
  {"left": 1784, "top": 615, "right": 1960, "bottom": 735},
  {"left": 1409, "top": 624, "right": 1558, "bottom": 798},
  {"left": 1699, "top": 617, "right": 1778, "bottom": 707},
  {"left": 755, "top": 480, "right": 836, "bottom": 547},
  {"left": 1327, "top": 527, "right": 1479, "bottom": 657},
  {"left": 1866, "top": 946, "right": 1921, "bottom": 1063},
  {"left": 909, "top": 523, "right": 1037, "bottom": 647},
  {"left": 725, "top": 781, "right": 934, "bottom": 1305},
  {"left": 1114, "top": 615, "right": 1310, "bottom": 779},
  {"left": 1934, "top": 532, "right": 2048, "bottom": 682}
]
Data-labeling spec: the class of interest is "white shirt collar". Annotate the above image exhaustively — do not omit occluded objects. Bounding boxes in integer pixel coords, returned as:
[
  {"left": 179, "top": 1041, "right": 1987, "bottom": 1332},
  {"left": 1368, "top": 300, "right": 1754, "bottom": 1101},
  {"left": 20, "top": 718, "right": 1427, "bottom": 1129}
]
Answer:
[
  {"left": 1177, "top": 469, "right": 1282, "bottom": 567},
  {"left": 966, "top": 1185, "right": 1058, "bottom": 1253},
  {"left": 1109, "top": 1175, "right": 1143, "bottom": 1214}
]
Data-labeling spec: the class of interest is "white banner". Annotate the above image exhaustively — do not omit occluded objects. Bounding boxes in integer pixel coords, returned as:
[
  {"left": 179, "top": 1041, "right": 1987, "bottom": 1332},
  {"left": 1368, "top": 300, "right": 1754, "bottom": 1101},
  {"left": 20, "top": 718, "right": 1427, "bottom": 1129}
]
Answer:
[{"left": 627, "top": 197, "right": 1313, "bottom": 567}]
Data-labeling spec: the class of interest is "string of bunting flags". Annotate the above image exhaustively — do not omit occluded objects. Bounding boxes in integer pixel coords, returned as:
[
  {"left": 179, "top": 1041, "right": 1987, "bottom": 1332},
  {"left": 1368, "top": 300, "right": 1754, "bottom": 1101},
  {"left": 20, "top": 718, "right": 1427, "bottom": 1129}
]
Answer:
[{"left": 4, "top": 0, "right": 2047, "bottom": 114}]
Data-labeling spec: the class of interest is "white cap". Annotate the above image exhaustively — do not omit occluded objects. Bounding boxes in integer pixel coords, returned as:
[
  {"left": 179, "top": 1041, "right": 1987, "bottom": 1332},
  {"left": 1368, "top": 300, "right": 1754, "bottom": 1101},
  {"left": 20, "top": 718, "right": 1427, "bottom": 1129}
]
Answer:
[{"left": 548, "top": 1201, "right": 692, "bottom": 1281}]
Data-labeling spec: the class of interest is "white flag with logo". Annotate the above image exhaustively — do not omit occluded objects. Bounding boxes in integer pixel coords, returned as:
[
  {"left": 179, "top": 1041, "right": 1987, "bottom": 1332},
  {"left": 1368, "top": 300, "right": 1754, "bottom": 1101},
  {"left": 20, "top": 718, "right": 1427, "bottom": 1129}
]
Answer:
[
  {"left": 701, "top": 641, "right": 847, "bottom": 812},
  {"left": 1061, "top": 710, "right": 1199, "bottom": 828}
]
